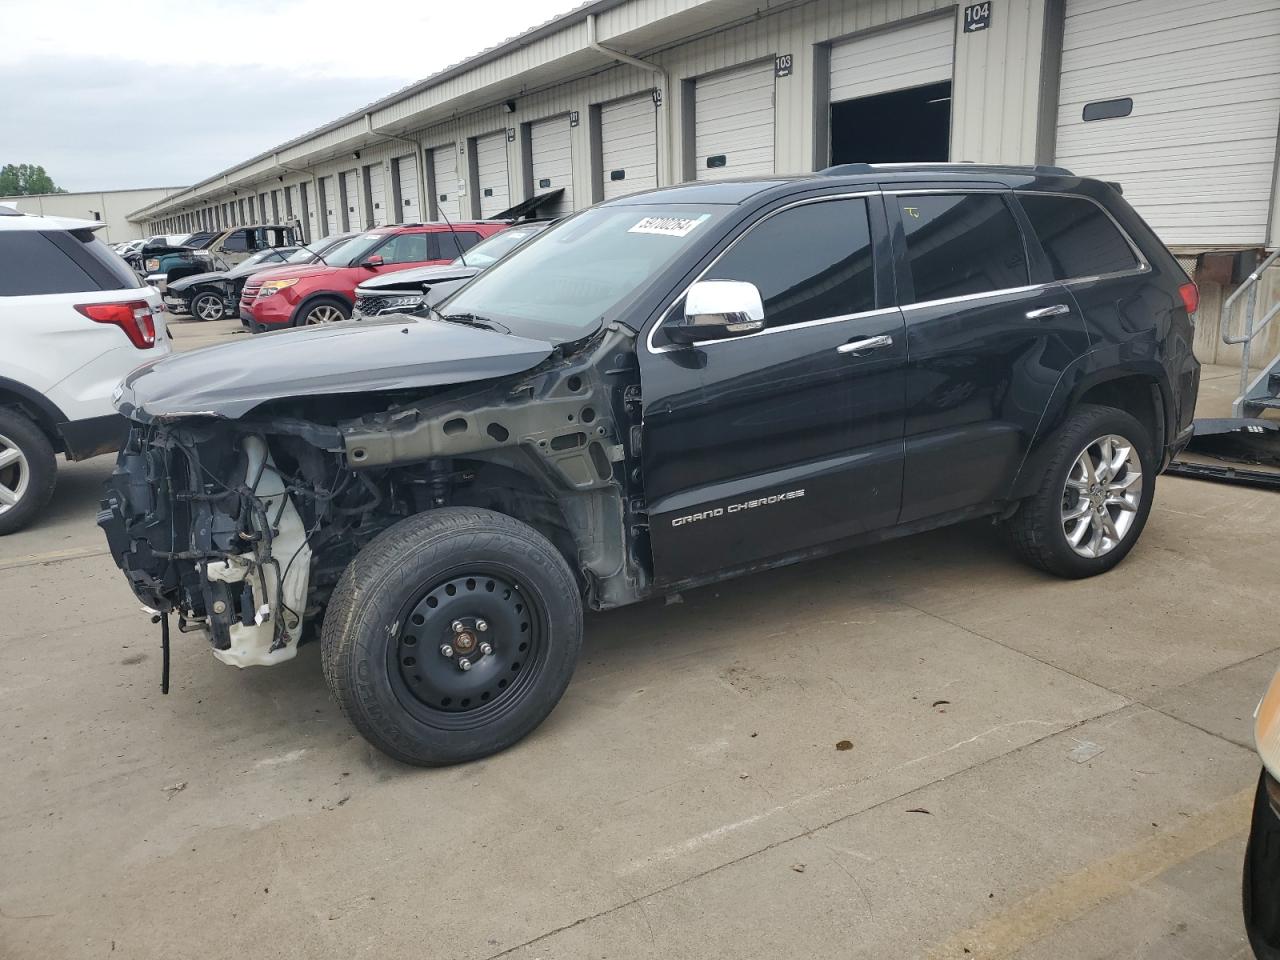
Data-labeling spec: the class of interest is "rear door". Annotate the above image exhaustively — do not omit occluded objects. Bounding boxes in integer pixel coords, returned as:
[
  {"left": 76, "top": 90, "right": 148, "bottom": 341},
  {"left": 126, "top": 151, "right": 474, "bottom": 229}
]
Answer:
[
  {"left": 887, "top": 189, "right": 1090, "bottom": 523},
  {"left": 640, "top": 193, "right": 906, "bottom": 583}
]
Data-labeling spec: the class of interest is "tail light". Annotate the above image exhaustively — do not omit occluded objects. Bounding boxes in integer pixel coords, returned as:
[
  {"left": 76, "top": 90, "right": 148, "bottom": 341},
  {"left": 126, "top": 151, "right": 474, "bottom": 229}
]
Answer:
[
  {"left": 76, "top": 300, "right": 157, "bottom": 349},
  {"left": 1177, "top": 282, "right": 1199, "bottom": 315}
]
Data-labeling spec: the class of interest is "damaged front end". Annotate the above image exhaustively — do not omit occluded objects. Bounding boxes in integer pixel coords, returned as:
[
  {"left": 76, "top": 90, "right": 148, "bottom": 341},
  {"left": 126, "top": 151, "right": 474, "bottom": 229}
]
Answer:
[
  {"left": 98, "top": 320, "right": 650, "bottom": 683},
  {"left": 98, "top": 421, "right": 342, "bottom": 667}
]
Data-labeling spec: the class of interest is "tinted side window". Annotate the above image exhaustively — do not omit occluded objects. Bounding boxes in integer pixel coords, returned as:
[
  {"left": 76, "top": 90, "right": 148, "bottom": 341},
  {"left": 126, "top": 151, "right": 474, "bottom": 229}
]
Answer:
[
  {"left": 1018, "top": 194, "right": 1140, "bottom": 281},
  {"left": 222, "top": 230, "right": 250, "bottom": 252},
  {"left": 0, "top": 232, "right": 100, "bottom": 296},
  {"left": 896, "top": 194, "right": 1029, "bottom": 303},
  {"left": 706, "top": 198, "right": 876, "bottom": 329},
  {"left": 376, "top": 232, "right": 431, "bottom": 264},
  {"left": 67, "top": 230, "right": 143, "bottom": 290}
]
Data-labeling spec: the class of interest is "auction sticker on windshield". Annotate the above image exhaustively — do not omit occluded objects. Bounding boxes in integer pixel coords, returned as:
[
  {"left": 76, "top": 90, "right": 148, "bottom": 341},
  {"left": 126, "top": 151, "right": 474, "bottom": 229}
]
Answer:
[{"left": 628, "top": 214, "right": 710, "bottom": 238}]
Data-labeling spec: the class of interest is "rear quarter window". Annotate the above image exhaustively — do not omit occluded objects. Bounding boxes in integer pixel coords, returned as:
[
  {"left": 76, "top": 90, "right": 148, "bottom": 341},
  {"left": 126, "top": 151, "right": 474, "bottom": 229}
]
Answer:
[
  {"left": 0, "top": 231, "right": 101, "bottom": 296},
  {"left": 1018, "top": 194, "right": 1140, "bottom": 281}
]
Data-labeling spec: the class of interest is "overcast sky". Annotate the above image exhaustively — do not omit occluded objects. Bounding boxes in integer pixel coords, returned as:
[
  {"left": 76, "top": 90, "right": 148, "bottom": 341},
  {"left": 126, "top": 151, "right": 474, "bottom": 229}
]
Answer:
[{"left": 1, "top": 0, "right": 577, "bottom": 192}]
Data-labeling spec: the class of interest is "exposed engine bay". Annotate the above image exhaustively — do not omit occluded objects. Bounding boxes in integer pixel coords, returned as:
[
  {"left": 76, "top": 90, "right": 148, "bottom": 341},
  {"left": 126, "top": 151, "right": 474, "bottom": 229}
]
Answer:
[{"left": 97, "top": 323, "right": 649, "bottom": 673}]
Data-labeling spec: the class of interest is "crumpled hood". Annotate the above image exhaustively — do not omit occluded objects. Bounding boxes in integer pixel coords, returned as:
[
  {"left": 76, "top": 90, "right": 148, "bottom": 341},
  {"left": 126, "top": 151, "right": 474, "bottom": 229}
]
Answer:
[
  {"left": 358, "top": 263, "right": 480, "bottom": 293},
  {"left": 167, "top": 270, "right": 226, "bottom": 291},
  {"left": 116, "top": 315, "right": 554, "bottom": 421}
]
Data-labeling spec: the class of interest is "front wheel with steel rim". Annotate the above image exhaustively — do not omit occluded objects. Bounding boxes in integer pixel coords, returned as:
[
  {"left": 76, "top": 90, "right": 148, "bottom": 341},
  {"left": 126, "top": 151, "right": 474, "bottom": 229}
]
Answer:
[
  {"left": 321, "top": 508, "right": 583, "bottom": 766},
  {"left": 191, "top": 291, "right": 226, "bottom": 322},
  {"left": 0, "top": 407, "right": 57, "bottom": 536},
  {"left": 1003, "top": 404, "right": 1155, "bottom": 578}
]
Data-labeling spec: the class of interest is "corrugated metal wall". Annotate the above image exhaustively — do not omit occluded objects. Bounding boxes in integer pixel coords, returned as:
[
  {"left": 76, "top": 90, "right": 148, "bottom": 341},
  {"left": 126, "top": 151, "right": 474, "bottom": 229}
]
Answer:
[{"left": 141, "top": 0, "right": 1276, "bottom": 261}]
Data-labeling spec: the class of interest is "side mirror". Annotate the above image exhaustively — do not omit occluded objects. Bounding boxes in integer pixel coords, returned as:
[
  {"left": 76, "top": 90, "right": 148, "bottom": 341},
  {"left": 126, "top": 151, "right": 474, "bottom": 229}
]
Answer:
[
  {"left": 665, "top": 280, "right": 765, "bottom": 344},
  {"left": 361, "top": 255, "right": 385, "bottom": 269}
]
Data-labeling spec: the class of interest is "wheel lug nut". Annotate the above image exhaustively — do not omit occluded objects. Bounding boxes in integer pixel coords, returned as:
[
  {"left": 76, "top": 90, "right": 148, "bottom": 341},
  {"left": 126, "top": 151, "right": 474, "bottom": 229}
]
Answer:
[
  {"left": 479, "top": 642, "right": 493, "bottom": 656},
  {"left": 476, "top": 619, "right": 488, "bottom": 632},
  {"left": 440, "top": 644, "right": 454, "bottom": 658},
  {"left": 458, "top": 658, "right": 472, "bottom": 671},
  {"left": 452, "top": 620, "right": 465, "bottom": 634}
]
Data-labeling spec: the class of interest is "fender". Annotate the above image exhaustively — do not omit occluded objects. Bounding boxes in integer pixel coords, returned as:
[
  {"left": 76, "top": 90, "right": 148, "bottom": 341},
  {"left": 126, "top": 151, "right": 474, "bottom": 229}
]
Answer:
[
  {"left": 1007, "top": 345, "right": 1171, "bottom": 501},
  {"left": 0, "top": 375, "right": 70, "bottom": 446}
]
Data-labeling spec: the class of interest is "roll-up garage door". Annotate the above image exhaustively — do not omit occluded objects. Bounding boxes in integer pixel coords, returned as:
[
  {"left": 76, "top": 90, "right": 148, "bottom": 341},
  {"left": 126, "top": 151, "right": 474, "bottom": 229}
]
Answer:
[
  {"left": 830, "top": 15, "right": 954, "bottom": 103},
  {"left": 431, "top": 145, "right": 462, "bottom": 222},
  {"left": 474, "top": 131, "right": 510, "bottom": 218},
  {"left": 320, "top": 176, "right": 338, "bottom": 236},
  {"left": 600, "top": 94, "right": 658, "bottom": 201},
  {"left": 1055, "top": 0, "right": 1280, "bottom": 248},
  {"left": 694, "top": 61, "right": 775, "bottom": 181},
  {"left": 341, "top": 170, "right": 361, "bottom": 230},
  {"left": 367, "top": 164, "right": 387, "bottom": 226},
  {"left": 528, "top": 115, "right": 574, "bottom": 216},
  {"left": 285, "top": 184, "right": 297, "bottom": 221},
  {"left": 395, "top": 154, "right": 420, "bottom": 223}
]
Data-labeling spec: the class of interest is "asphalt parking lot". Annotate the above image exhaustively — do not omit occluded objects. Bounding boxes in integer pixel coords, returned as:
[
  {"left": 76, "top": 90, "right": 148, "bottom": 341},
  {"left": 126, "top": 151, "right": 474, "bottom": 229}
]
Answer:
[{"left": 1, "top": 317, "right": 1273, "bottom": 959}]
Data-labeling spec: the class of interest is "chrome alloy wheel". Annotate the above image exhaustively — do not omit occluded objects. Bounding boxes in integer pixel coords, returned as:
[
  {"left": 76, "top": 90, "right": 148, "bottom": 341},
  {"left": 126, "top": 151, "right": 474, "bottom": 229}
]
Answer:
[
  {"left": 1061, "top": 434, "right": 1143, "bottom": 559},
  {"left": 0, "top": 433, "right": 30, "bottom": 516},
  {"left": 193, "top": 293, "right": 225, "bottom": 321},
  {"left": 305, "top": 304, "right": 345, "bottom": 325}
]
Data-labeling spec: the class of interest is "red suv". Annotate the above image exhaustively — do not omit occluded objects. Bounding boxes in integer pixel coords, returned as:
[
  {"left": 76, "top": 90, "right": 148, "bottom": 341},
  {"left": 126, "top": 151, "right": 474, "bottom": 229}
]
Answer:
[{"left": 241, "top": 222, "right": 509, "bottom": 330}]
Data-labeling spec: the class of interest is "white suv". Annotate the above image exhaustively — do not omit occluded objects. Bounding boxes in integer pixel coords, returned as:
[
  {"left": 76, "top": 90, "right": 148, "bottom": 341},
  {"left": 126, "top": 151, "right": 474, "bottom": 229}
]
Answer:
[{"left": 0, "top": 208, "right": 170, "bottom": 534}]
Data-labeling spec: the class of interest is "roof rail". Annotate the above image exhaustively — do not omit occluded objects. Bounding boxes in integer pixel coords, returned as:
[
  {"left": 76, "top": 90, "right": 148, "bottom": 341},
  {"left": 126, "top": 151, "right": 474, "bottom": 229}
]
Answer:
[{"left": 819, "top": 162, "right": 1075, "bottom": 177}]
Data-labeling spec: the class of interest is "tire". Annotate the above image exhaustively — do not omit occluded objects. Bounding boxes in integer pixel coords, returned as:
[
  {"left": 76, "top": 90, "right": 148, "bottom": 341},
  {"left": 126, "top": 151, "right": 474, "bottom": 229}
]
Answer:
[
  {"left": 321, "top": 508, "right": 583, "bottom": 766},
  {"left": 191, "top": 290, "right": 226, "bottom": 322},
  {"left": 0, "top": 407, "right": 57, "bottom": 536},
  {"left": 293, "top": 297, "right": 349, "bottom": 327},
  {"left": 1002, "top": 403, "right": 1155, "bottom": 579}
]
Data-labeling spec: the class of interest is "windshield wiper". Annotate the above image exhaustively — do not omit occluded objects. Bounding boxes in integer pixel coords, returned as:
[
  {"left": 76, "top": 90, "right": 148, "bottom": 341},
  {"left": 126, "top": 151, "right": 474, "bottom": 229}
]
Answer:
[{"left": 437, "top": 312, "right": 509, "bottom": 334}]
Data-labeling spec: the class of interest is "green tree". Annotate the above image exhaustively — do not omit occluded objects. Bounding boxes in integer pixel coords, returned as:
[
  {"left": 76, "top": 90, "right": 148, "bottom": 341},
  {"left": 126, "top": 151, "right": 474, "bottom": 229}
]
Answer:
[{"left": 0, "top": 164, "right": 67, "bottom": 196}]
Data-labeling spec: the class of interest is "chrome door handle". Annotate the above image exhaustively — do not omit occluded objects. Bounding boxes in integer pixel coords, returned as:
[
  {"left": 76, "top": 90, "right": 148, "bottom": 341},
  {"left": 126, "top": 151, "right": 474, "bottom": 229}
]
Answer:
[
  {"left": 1026, "top": 304, "right": 1071, "bottom": 320},
  {"left": 837, "top": 335, "right": 893, "bottom": 355}
]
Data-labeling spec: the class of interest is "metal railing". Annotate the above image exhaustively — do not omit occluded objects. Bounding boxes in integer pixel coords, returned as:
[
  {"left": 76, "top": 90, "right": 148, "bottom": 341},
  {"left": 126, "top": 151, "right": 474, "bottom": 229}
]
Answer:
[{"left": 1220, "top": 249, "right": 1280, "bottom": 417}]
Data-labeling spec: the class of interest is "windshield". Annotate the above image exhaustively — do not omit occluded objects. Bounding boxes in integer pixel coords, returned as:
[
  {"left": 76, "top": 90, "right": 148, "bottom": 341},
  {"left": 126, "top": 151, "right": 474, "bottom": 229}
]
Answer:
[
  {"left": 241, "top": 249, "right": 280, "bottom": 267},
  {"left": 320, "top": 232, "right": 387, "bottom": 267},
  {"left": 285, "top": 245, "right": 321, "bottom": 264},
  {"left": 439, "top": 205, "right": 728, "bottom": 342},
  {"left": 453, "top": 224, "right": 548, "bottom": 268}
]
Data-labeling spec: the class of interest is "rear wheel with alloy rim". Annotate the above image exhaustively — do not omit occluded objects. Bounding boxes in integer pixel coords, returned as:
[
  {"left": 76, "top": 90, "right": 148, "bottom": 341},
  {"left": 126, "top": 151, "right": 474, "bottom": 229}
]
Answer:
[
  {"left": 191, "top": 291, "right": 225, "bottom": 321},
  {"left": 0, "top": 408, "right": 57, "bottom": 536},
  {"left": 321, "top": 508, "right": 582, "bottom": 765},
  {"left": 1003, "top": 404, "right": 1155, "bottom": 578}
]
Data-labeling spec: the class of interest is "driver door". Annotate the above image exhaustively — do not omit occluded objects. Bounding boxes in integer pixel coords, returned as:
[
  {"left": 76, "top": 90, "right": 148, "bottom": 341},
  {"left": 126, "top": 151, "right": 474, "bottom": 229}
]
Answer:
[{"left": 638, "top": 194, "right": 907, "bottom": 584}]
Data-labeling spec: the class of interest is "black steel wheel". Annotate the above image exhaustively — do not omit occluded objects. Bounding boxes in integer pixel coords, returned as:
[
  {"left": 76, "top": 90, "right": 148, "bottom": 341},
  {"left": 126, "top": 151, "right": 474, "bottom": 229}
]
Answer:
[
  {"left": 388, "top": 570, "right": 548, "bottom": 730},
  {"left": 321, "top": 508, "right": 582, "bottom": 766}
]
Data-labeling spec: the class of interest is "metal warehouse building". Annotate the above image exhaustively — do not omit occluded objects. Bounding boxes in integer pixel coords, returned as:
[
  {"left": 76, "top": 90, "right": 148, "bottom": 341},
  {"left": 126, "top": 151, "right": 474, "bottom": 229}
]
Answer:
[{"left": 131, "top": 0, "right": 1280, "bottom": 356}]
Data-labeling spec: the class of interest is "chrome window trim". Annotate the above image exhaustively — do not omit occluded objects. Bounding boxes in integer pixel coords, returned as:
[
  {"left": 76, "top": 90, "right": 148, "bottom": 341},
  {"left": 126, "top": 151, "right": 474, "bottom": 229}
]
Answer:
[
  {"left": 645, "top": 191, "right": 881, "bottom": 355},
  {"left": 899, "top": 282, "right": 1053, "bottom": 313}
]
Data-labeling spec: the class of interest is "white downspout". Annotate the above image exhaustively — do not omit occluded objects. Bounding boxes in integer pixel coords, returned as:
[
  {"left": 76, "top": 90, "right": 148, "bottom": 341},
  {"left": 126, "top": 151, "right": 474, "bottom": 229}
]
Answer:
[{"left": 587, "top": 13, "right": 675, "bottom": 187}]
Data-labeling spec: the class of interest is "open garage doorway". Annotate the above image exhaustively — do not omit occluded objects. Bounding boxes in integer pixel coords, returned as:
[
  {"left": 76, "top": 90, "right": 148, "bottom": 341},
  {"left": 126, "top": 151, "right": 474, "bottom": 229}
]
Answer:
[{"left": 830, "top": 80, "right": 951, "bottom": 165}]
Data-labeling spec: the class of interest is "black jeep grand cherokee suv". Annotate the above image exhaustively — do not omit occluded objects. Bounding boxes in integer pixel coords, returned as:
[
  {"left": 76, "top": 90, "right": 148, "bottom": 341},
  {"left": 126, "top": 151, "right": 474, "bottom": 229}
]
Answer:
[{"left": 99, "top": 164, "right": 1200, "bottom": 765}]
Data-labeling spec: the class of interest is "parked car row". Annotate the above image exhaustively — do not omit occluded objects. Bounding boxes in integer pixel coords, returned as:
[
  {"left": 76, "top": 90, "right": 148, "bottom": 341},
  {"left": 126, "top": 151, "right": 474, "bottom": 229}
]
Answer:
[{"left": 238, "top": 220, "right": 509, "bottom": 330}]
